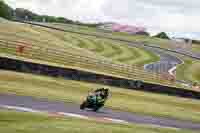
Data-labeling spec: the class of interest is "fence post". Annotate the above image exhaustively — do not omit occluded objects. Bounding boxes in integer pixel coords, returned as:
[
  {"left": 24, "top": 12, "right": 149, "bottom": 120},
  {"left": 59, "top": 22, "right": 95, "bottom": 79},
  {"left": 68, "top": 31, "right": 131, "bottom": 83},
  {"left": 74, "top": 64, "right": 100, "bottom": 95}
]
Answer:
[
  {"left": 127, "top": 65, "right": 131, "bottom": 78},
  {"left": 131, "top": 65, "right": 136, "bottom": 78},
  {"left": 16, "top": 45, "right": 26, "bottom": 56}
]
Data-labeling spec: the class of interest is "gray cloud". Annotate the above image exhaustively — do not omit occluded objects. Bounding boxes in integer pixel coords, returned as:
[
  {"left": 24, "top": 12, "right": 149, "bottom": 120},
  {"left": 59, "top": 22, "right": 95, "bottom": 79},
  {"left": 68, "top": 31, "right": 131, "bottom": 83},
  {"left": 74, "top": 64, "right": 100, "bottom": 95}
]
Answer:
[{"left": 101, "top": 0, "right": 200, "bottom": 33}]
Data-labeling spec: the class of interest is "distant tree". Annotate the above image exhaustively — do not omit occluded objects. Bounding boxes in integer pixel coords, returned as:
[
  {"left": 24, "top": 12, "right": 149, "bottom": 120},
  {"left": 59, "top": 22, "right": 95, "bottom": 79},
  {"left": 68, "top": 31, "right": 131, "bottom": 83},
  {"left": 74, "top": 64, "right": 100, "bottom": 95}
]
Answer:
[
  {"left": 0, "top": 1, "right": 13, "bottom": 19},
  {"left": 32, "top": 15, "right": 43, "bottom": 22},
  {"left": 192, "top": 39, "right": 200, "bottom": 44},
  {"left": 15, "top": 8, "right": 38, "bottom": 20},
  {"left": 12, "top": 6, "right": 99, "bottom": 26},
  {"left": 136, "top": 31, "right": 150, "bottom": 36},
  {"left": 154, "top": 32, "right": 170, "bottom": 39}
]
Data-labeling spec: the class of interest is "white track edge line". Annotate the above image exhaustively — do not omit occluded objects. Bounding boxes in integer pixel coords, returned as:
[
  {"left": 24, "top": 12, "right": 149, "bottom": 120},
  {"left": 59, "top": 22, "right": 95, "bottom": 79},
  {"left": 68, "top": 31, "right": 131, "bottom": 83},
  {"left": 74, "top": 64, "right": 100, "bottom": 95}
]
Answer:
[
  {"left": 0, "top": 104, "right": 41, "bottom": 113},
  {"left": 103, "top": 117, "right": 129, "bottom": 124},
  {"left": 58, "top": 112, "right": 89, "bottom": 119}
]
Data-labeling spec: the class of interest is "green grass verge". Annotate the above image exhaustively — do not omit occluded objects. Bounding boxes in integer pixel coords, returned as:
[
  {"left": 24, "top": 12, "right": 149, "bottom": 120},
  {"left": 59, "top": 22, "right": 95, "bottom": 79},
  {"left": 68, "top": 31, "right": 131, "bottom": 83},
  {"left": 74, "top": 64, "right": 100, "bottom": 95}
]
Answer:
[
  {"left": 176, "top": 57, "right": 200, "bottom": 83},
  {"left": 0, "top": 70, "right": 200, "bottom": 123},
  {"left": 192, "top": 43, "right": 200, "bottom": 53},
  {"left": 176, "top": 58, "right": 193, "bottom": 81},
  {"left": 0, "top": 109, "right": 197, "bottom": 133},
  {"left": 188, "top": 63, "right": 200, "bottom": 81}
]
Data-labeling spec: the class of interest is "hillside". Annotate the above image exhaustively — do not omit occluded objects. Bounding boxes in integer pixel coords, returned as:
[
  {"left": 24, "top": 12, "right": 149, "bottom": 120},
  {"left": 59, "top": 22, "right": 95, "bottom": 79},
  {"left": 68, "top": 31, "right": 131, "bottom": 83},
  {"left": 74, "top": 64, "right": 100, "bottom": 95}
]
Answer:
[{"left": 0, "top": 18, "right": 169, "bottom": 86}]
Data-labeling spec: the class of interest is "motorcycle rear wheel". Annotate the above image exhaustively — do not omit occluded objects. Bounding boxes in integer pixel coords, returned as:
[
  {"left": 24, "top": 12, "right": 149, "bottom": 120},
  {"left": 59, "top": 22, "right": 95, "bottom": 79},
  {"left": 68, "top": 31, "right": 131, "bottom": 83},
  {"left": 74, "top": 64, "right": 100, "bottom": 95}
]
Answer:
[{"left": 80, "top": 101, "right": 87, "bottom": 110}]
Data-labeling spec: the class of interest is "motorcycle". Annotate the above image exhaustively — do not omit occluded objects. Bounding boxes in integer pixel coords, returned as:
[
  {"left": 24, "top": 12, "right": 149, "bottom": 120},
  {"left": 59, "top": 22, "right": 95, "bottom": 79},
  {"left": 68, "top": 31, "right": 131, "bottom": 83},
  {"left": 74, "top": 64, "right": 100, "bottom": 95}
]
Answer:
[{"left": 80, "top": 88, "right": 110, "bottom": 112}]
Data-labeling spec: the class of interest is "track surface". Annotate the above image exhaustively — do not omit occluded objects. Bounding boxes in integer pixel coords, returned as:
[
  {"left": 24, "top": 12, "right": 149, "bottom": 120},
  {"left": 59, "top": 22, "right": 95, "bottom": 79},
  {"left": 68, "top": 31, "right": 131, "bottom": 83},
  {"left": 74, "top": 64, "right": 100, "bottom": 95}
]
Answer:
[
  {"left": 0, "top": 94, "right": 200, "bottom": 130},
  {"left": 144, "top": 47, "right": 182, "bottom": 74},
  {"left": 126, "top": 42, "right": 191, "bottom": 85}
]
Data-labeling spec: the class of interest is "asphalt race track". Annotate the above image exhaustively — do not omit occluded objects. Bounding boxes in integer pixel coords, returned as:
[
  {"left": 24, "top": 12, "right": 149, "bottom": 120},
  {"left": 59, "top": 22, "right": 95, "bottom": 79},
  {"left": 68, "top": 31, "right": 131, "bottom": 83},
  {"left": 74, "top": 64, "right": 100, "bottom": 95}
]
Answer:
[
  {"left": 144, "top": 47, "right": 183, "bottom": 74},
  {"left": 0, "top": 94, "right": 200, "bottom": 130}
]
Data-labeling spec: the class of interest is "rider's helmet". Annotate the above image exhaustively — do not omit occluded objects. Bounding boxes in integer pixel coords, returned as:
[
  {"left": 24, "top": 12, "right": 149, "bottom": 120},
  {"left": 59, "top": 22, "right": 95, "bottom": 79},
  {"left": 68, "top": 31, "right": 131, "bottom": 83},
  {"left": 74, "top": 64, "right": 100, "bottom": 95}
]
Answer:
[{"left": 104, "top": 88, "right": 109, "bottom": 98}]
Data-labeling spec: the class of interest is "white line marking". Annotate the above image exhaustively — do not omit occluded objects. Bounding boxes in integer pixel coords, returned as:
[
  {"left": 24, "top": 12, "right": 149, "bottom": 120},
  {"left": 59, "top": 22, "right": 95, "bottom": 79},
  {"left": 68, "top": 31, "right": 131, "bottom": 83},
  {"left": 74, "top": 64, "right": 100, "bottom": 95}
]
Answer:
[
  {"left": 0, "top": 105, "right": 129, "bottom": 125},
  {"left": 148, "top": 124, "right": 181, "bottom": 130},
  {"left": 58, "top": 112, "right": 89, "bottom": 119},
  {"left": 103, "top": 117, "right": 129, "bottom": 124},
  {"left": 168, "top": 66, "right": 176, "bottom": 76},
  {"left": 0, "top": 105, "right": 41, "bottom": 113}
]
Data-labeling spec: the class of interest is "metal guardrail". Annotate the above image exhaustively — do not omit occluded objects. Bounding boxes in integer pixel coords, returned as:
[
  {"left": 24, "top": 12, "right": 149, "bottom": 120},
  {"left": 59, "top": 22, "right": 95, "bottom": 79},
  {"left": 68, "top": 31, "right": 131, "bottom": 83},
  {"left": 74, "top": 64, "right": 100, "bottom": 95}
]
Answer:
[{"left": 0, "top": 38, "right": 175, "bottom": 86}]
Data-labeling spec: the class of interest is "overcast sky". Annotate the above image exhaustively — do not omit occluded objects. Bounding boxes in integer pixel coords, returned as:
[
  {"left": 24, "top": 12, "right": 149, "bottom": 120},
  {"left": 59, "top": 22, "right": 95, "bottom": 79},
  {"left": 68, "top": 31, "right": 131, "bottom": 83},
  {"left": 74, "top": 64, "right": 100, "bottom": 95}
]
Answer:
[{"left": 5, "top": 0, "right": 200, "bottom": 39}]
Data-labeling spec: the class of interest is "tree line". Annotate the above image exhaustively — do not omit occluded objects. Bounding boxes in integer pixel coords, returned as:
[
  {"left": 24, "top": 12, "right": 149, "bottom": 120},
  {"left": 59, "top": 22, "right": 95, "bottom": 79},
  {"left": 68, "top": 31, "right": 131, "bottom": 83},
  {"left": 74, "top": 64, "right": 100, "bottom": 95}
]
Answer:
[{"left": 0, "top": 0, "right": 100, "bottom": 27}]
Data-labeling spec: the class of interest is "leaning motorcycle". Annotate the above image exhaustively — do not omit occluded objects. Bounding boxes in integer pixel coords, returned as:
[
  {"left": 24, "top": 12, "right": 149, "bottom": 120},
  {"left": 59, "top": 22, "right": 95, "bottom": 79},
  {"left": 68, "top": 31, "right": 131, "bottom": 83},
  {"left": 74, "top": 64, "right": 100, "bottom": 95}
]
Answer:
[{"left": 80, "top": 88, "right": 110, "bottom": 112}]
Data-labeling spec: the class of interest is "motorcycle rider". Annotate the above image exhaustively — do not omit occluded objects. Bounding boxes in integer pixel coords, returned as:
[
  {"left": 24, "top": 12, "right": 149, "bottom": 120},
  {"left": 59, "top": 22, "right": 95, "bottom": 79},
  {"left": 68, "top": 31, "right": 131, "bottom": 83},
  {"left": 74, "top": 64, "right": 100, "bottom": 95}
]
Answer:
[
  {"left": 80, "top": 88, "right": 110, "bottom": 111},
  {"left": 95, "top": 88, "right": 109, "bottom": 102},
  {"left": 88, "top": 88, "right": 109, "bottom": 104}
]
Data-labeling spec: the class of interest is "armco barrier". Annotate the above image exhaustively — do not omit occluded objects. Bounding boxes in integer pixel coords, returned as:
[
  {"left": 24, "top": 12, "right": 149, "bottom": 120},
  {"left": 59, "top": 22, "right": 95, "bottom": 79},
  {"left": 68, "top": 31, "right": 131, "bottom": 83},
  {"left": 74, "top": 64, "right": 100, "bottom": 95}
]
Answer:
[{"left": 0, "top": 56, "right": 200, "bottom": 100}]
